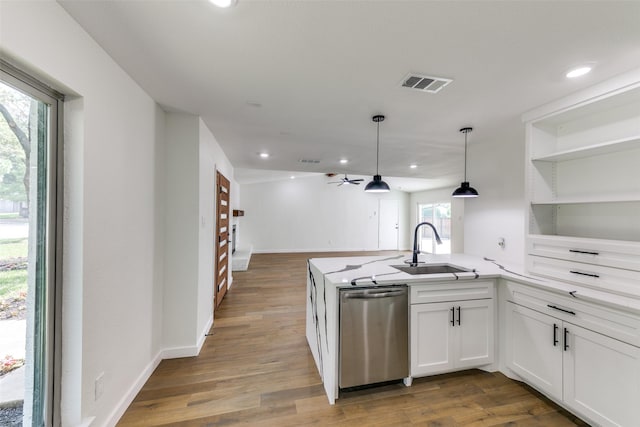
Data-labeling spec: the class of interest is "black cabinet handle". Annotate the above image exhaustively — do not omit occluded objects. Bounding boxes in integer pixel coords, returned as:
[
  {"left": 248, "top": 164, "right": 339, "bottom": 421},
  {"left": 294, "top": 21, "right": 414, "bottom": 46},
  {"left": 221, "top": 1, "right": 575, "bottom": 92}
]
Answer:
[
  {"left": 564, "top": 327, "right": 569, "bottom": 351},
  {"left": 569, "top": 249, "right": 599, "bottom": 256},
  {"left": 547, "top": 304, "right": 576, "bottom": 316},
  {"left": 553, "top": 323, "right": 558, "bottom": 346},
  {"left": 570, "top": 270, "right": 600, "bottom": 278},
  {"left": 456, "top": 306, "right": 461, "bottom": 325},
  {"left": 450, "top": 307, "right": 455, "bottom": 326}
]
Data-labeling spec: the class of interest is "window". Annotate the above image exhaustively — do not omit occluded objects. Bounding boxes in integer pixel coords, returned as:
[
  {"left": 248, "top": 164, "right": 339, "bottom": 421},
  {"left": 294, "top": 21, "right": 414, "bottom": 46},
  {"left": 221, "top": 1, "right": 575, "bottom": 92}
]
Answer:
[
  {"left": 417, "top": 202, "right": 451, "bottom": 254},
  {"left": 1, "top": 60, "right": 62, "bottom": 426}
]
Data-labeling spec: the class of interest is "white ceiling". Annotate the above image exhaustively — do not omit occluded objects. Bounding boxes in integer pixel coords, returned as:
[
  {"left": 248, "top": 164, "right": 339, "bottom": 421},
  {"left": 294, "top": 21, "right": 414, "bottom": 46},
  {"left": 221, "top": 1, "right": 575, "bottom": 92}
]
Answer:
[{"left": 59, "top": 0, "right": 640, "bottom": 192}]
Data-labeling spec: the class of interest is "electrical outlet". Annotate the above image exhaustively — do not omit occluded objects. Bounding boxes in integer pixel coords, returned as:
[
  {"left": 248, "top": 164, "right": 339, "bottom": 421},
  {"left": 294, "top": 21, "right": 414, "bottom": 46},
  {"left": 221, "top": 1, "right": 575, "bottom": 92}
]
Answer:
[{"left": 95, "top": 373, "right": 105, "bottom": 400}]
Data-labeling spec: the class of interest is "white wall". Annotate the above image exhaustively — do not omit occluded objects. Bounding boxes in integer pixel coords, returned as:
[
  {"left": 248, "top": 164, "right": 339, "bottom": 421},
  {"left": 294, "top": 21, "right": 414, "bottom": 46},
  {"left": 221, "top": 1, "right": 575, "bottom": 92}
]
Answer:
[
  {"left": 198, "top": 120, "right": 215, "bottom": 342},
  {"left": 239, "top": 175, "right": 410, "bottom": 253},
  {"left": 197, "top": 118, "right": 235, "bottom": 336},
  {"left": 163, "top": 115, "right": 236, "bottom": 356},
  {"left": 162, "top": 113, "right": 200, "bottom": 352},
  {"left": 1, "top": 3, "right": 237, "bottom": 426},
  {"left": 0, "top": 2, "right": 164, "bottom": 426},
  {"left": 409, "top": 187, "right": 465, "bottom": 254},
  {"left": 151, "top": 104, "right": 166, "bottom": 361},
  {"left": 462, "top": 125, "right": 526, "bottom": 267}
]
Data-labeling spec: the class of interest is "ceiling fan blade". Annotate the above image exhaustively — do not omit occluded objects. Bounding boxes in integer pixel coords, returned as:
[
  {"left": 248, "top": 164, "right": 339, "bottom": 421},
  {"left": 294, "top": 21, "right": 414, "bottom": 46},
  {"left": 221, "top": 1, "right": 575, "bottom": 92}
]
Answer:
[{"left": 329, "top": 175, "right": 363, "bottom": 186}]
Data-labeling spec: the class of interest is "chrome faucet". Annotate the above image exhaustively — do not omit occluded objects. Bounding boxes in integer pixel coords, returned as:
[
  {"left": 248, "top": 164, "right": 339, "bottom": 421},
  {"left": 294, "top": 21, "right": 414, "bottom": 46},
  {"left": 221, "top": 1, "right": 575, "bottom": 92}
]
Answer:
[{"left": 411, "top": 222, "right": 442, "bottom": 266}]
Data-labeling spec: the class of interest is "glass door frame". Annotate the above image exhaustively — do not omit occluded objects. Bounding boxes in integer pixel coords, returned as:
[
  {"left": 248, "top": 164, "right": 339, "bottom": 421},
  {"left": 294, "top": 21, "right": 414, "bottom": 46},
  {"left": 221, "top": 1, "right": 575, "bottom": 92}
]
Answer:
[
  {"left": 1, "top": 59, "right": 63, "bottom": 427},
  {"left": 417, "top": 201, "right": 452, "bottom": 255}
]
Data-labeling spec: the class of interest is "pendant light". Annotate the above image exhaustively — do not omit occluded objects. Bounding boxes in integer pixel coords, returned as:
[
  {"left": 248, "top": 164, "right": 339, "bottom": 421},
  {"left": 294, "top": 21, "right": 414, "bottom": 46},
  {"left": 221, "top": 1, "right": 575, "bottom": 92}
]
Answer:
[
  {"left": 452, "top": 127, "right": 479, "bottom": 198},
  {"left": 365, "top": 115, "right": 390, "bottom": 193}
]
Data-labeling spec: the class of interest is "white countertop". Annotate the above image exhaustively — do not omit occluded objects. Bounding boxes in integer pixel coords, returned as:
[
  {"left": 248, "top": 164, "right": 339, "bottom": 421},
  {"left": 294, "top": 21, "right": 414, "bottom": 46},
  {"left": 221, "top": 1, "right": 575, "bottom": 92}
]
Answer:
[
  {"left": 309, "top": 253, "right": 500, "bottom": 285},
  {"left": 308, "top": 252, "right": 640, "bottom": 314}
]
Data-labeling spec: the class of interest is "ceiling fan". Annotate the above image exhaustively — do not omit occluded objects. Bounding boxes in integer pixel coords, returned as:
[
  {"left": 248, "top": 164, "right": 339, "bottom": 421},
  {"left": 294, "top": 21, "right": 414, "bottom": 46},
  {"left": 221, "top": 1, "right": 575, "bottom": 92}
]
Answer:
[{"left": 327, "top": 174, "right": 365, "bottom": 186}]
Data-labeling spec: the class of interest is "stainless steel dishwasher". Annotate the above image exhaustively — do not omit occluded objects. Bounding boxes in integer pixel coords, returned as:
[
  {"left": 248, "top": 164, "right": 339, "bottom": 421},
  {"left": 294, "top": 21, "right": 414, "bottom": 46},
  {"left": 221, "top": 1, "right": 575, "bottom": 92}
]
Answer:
[{"left": 339, "top": 285, "right": 408, "bottom": 389}]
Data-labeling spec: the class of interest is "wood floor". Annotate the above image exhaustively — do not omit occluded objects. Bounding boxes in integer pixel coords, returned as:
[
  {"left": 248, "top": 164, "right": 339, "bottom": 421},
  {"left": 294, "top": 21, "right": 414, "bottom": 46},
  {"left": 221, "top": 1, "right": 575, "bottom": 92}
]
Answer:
[{"left": 118, "top": 252, "right": 589, "bottom": 426}]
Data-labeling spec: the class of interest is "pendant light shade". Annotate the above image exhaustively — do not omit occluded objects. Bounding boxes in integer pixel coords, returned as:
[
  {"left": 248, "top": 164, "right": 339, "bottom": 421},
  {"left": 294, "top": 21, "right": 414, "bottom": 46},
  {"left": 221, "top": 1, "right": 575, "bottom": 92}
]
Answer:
[
  {"left": 364, "top": 174, "right": 390, "bottom": 192},
  {"left": 452, "top": 127, "right": 479, "bottom": 198},
  {"left": 452, "top": 181, "right": 479, "bottom": 197},
  {"left": 365, "top": 115, "right": 390, "bottom": 193}
]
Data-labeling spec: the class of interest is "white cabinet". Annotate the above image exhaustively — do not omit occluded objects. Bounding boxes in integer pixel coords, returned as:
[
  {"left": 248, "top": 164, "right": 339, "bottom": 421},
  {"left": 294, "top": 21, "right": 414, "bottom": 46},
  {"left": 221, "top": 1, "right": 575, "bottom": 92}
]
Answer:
[
  {"left": 527, "top": 235, "right": 640, "bottom": 272},
  {"left": 505, "top": 281, "right": 640, "bottom": 427},
  {"left": 410, "top": 282, "right": 494, "bottom": 377},
  {"left": 411, "top": 301, "right": 456, "bottom": 374},
  {"left": 506, "top": 303, "right": 563, "bottom": 399},
  {"left": 517, "top": 72, "right": 640, "bottom": 424},
  {"left": 523, "top": 73, "right": 640, "bottom": 297},
  {"left": 563, "top": 324, "right": 640, "bottom": 427}
]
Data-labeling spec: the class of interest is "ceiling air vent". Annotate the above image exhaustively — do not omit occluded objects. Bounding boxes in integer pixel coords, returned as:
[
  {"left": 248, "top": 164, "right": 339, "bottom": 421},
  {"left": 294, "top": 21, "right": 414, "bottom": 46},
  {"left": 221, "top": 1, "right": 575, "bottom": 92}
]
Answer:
[
  {"left": 299, "top": 159, "right": 320, "bottom": 164},
  {"left": 401, "top": 73, "right": 452, "bottom": 93}
]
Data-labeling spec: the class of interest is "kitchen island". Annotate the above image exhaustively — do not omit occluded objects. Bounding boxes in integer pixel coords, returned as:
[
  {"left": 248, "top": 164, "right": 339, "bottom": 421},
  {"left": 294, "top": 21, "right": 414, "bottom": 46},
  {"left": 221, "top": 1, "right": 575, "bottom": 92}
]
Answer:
[
  {"left": 306, "top": 252, "right": 640, "bottom": 426},
  {"left": 306, "top": 253, "right": 502, "bottom": 404}
]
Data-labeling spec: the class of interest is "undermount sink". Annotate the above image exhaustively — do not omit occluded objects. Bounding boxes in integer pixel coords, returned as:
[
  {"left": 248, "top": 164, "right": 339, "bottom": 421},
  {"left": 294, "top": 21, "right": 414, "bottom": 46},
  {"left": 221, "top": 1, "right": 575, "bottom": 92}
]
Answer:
[{"left": 390, "top": 264, "right": 471, "bottom": 275}]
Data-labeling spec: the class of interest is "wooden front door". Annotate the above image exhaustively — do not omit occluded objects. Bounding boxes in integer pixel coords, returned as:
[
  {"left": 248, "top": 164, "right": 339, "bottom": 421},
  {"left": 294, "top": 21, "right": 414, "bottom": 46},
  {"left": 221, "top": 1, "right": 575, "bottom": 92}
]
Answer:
[{"left": 215, "top": 171, "right": 230, "bottom": 307}]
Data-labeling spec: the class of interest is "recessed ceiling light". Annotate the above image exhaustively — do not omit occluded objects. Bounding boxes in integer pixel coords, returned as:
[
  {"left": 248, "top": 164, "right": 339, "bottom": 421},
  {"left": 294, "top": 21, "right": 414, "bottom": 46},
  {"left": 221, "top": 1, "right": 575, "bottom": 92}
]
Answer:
[
  {"left": 566, "top": 66, "right": 592, "bottom": 79},
  {"left": 410, "top": 164, "right": 418, "bottom": 169},
  {"left": 340, "top": 159, "right": 348, "bottom": 164},
  {"left": 290, "top": 176, "right": 295, "bottom": 180},
  {"left": 259, "top": 152, "right": 269, "bottom": 159},
  {"left": 209, "top": 0, "right": 237, "bottom": 8}
]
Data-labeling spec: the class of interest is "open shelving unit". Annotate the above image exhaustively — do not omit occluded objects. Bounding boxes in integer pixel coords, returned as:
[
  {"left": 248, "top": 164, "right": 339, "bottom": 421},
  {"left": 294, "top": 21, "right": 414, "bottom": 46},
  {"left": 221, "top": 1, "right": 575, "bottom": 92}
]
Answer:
[
  {"left": 514, "top": 70, "right": 640, "bottom": 426},
  {"left": 531, "top": 135, "right": 640, "bottom": 162},
  {"left": 523, "top": 74, "right": 640, "bottom": 295}
]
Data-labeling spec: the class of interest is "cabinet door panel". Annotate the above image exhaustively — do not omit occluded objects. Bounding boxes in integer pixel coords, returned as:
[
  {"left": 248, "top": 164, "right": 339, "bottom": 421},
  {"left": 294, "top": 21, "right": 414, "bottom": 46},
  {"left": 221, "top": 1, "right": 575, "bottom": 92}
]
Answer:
[
  {"left": 410, "top": 281, "right": 494, "bottom": 304},
  {"left": 457, "top": 299, "right": 494, "bottom": 369},
  {"left": 528, "top": 255, "right": 640, "bottom": 298},
  {"left": 527, "top": 234, "right": 640, "bottom": 272},
  {"left": 411, "top": 302, "right": 455, "bottom": 376},
  {"left": 506, "top": 303, "right": 563, "bottom": 400},
  {"left": 564, "top": 324, "right": 640, "bottom": 427}
]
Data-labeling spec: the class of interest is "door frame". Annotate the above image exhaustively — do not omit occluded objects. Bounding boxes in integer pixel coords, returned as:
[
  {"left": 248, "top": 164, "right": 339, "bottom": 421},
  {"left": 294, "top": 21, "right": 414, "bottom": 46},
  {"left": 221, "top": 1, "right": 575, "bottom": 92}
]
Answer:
[
  {"left": 214, "top": 170, "right": 230, "bottom": 308},
  {"left": 1, "top": 59, "right": 64, "bottom": 427},
  {"left": 378, "top": 199, "right": 399, "bottom": 250}
]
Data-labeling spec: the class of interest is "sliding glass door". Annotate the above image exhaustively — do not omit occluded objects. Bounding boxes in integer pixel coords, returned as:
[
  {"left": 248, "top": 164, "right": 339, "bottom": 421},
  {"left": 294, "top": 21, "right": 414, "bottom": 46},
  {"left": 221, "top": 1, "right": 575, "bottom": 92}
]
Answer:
[
  {"left": 0, "top": 61, "right": 62, "bottom": 426},
  {"left": 417, "top": 202, "right": 451, "bottom": 254}
]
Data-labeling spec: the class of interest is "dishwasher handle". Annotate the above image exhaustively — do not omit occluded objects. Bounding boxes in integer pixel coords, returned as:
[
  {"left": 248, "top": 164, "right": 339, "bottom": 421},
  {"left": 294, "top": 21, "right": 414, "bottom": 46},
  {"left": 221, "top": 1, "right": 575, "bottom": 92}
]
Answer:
[{"left": 342, "top": 289, "right": 407, "bottom": 299}]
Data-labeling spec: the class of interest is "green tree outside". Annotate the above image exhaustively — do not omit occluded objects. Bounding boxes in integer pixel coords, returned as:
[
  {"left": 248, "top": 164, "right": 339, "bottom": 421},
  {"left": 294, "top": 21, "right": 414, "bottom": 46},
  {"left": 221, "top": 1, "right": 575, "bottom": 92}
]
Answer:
[{"left": 0, "top": 83, "right": 32, "bottom": 205}]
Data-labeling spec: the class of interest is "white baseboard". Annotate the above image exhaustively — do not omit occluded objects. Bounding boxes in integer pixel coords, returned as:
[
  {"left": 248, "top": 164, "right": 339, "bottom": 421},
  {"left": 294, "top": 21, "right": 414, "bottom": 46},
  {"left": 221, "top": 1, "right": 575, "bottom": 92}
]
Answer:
[
  {"left": 196, "top": 315, "right": 213, "bottom": 352},
  {"left": 78, "top": 417, "right": 96, "bottom": 427},
  {"left": 102, "top": 316, "right": 214, "bottom": 426},
  {"left": 161, "top": 345, "right": 199, "bottom": 359},
  {"left": 103, "top": 350, "right": 163, "bottom": 427},
  {"left": 161, "top": 315, "right": 213, "bottom": 360}
]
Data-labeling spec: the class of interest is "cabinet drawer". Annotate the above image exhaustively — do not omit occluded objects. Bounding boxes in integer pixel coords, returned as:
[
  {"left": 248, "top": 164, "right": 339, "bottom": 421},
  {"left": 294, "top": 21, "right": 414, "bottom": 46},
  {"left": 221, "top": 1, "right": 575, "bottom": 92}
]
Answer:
[
  {"left": 528, "top": 235, "right": 640, "bottom": 272},
  {"left": 410, "top": 280, "right": 494, "bottom": 304},
  {"left": 529, "top": 255, "right": 640, "bottom": 298},
  {"left": 506, "top": 281, "right": 640, "bottom": 347}
]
